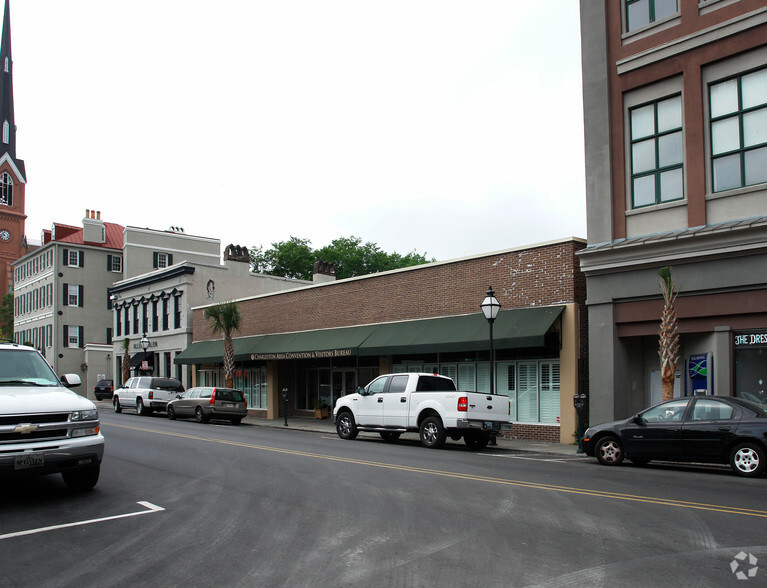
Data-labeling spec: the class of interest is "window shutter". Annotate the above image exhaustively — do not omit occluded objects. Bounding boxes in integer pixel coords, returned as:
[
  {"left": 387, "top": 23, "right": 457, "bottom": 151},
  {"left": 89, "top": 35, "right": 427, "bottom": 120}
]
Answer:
[
  {"left": 168, "top": 254, "right": 173, "bottom": 266},
  {"left": 107, "top": 255, "right": 112, "bottom": 271},
  {"left": 63, "top": 249, "right": 69, "bottom": 266},
  {"left": 153, "top": 252, "right": 159, "bottom": 268},
  {"left": 107, "top": 328, "right": 112, "bottom": 345},
  {"left": 63, "top": 325, "right": 69, "bottom": 348},
  {"left": 79, "top": 285, "right": 84, "bottom": 307},
  {"left": 78, "top": 326, "right": 84, "bottom": 348},
  {"left": 63, "top": 283, "right": 69, "bottom": 306},
  {"left": 78, "top": 251, "right": 84, "bottom": 268}
]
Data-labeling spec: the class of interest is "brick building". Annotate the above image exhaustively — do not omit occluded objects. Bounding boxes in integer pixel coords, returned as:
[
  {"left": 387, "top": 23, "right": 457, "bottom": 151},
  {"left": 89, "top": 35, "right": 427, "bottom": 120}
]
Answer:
[
  {"left": 579, "top": 1, "right": 767, "bottom": 423},
  {"left": 178, "top": 238, "right": 587, "bottom": 443}
]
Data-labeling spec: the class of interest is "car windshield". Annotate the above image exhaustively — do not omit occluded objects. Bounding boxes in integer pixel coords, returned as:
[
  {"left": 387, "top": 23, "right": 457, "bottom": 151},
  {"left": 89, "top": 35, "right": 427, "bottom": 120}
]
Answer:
[{"left": 0, "top": 348, "right": 61, "bottom": 387}]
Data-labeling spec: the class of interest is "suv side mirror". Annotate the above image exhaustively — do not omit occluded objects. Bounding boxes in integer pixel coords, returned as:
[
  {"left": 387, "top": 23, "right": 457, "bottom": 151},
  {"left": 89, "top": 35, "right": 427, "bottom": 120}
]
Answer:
[{"left": 60, "top": 374, "right": 82, "bottom": 388}]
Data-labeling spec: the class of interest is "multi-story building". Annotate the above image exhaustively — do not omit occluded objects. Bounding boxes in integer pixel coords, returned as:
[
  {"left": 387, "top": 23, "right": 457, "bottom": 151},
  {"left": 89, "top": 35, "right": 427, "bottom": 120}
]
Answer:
[
  {"left": 0, "top": 0, "right": 28, "bottom": 299},
  {"left": 109, "top": 242, "right": 312, "bottom": 390},
  {"left": 579, "top": 1, "right": 767, "bottom": 423},
  {"left": 12, "top": 211, "right": 124, "bottom": 383}
]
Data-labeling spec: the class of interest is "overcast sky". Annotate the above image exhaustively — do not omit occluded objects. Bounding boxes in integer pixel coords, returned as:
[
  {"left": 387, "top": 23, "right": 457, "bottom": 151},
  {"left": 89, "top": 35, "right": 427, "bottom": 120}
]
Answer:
[{"left": 9, "top": 1, "right": 585, "bottom": 262}]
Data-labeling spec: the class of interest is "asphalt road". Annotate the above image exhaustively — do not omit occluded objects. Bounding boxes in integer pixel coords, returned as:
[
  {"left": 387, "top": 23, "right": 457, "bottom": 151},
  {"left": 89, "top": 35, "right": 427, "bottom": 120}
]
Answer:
[{"left": 1, "top": 410, "right": 766, "bottom": 587}]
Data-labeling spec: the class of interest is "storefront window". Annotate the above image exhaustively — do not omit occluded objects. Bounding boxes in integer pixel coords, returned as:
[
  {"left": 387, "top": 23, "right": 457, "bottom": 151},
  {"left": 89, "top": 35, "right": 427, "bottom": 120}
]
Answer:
[{"left": 734, "top": 331, "right": 767, "bottom": 404}]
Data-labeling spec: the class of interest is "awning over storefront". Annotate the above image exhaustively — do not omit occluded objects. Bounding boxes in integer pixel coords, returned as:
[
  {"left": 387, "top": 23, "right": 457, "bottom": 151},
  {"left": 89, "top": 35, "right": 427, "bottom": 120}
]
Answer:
[
  {"left": 129, "top": 351, "right": 155, "bottom": 368},
  {"left": 174, "top": 306, "right": 565, "bottom": 365}
]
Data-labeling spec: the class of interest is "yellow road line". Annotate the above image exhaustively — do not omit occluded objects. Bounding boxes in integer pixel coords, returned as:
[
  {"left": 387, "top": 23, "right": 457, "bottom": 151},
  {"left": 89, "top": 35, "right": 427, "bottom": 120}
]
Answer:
[{"left": 106, "top": 422, "right": 767, "bottom": 519}]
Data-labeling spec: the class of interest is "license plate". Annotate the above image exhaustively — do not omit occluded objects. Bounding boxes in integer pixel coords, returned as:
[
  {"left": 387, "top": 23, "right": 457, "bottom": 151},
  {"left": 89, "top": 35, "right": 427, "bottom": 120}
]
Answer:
[
  {"left": 14, "top": 454, "right": 44, "bottom": 470},
  {"left": 224, "top": 403, "right": 234, "bottom": 408}
]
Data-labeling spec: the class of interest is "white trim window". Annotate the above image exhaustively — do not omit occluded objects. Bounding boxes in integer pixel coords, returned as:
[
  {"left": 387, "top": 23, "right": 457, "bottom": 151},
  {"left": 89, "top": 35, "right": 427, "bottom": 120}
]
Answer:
[
  {"left": 68, "top": 325, "right": 80, "bottom": 347},
  {"left": 710, "top": 67, "right": 767, "bottom": 192},
  {"left": 68, "top": 284, "right": 79, "bottom": 307},
  {"left": 2, "top": 120, "right": 8, "bottom": 144},
  {"left": 0, "top": 171, "right": 11, "bottom": 206}
]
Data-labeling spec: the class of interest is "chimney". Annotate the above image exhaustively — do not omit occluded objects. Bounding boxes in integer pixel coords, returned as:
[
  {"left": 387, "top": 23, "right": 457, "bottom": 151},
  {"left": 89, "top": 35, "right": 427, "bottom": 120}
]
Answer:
[
  {"left": 313, "top": 260, "right": 336, "bottom": 283},
  {"left": 83, "top": 209, "right": 106, "bottom": 244}
]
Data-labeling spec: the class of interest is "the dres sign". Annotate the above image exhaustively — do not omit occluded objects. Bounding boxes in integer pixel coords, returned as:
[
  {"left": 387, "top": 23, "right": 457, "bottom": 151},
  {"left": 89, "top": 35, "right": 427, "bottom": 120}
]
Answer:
[{"left": 734, "top": 332, "right": 767, "bottom": 346}]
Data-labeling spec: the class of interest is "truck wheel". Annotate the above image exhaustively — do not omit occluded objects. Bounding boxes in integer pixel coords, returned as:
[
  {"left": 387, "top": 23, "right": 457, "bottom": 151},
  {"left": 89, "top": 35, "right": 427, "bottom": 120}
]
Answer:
[
  {"left": 419, "top": 416, "right": 446, "bottom": 449},
  {"left": 380, "top": 432, "right": 401, "bottom": 443},
  {"left": 136, "top": 398, "right": 152, "bottom": 416},
  {"left": 464, "top": 432, "right": 491, "bottom": 450},
  {"left": 336, "top": 411, "right": 358, "bottom": 440},
  {"left": 113, "top": 397, "right": 122, "bottom": 413},
  {"left": 61, "top": 464, "right": 100, "bottom": 491}
]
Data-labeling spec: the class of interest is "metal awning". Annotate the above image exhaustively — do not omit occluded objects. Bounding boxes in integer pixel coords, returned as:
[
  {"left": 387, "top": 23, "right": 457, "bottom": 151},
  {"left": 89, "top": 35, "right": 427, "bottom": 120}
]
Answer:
[{"left": 174, "top": 306, "right": 564, "bottom": 364}]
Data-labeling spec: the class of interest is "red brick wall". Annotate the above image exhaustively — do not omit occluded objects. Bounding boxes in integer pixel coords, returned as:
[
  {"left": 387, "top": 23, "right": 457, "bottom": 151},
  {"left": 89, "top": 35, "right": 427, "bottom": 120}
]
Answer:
[
  {"left": 503, "top": 423, "right": 562, "bottom": 444},
  {"left": 194, "top": 239, "right": 587, "bottom": 340}
]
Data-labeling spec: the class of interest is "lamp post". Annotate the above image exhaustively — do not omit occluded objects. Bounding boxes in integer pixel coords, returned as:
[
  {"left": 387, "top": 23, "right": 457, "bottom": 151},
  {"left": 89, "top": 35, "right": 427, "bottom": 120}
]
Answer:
[
  {"left": 140, "top": 333, "right": 150, "bottom": 374},
  {"left": 480, "top": 286, "right": 501, "bottom": 395}
]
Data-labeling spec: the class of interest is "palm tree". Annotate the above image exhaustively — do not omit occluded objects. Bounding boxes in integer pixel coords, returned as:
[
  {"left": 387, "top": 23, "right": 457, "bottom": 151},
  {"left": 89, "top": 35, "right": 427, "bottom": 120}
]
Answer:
[
  {"left": 658, "top": 267, "right": 680, "bottom": 401},
  {"left": 204, "top": 300, "right": 242, "bottom": 388},
  {"left": 121, "top": 337, "right": 131, "bottom": 386}
]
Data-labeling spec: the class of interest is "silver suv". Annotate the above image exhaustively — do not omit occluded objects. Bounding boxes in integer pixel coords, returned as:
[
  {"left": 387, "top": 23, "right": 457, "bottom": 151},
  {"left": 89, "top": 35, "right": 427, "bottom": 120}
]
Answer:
[{"left": 0, "top": 342, "right": 104, "bottom": 490}]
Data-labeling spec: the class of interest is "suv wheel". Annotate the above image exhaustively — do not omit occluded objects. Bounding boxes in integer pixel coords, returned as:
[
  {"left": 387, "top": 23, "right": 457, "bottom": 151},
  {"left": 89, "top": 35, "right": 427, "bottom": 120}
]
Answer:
[
  {"left": 137, "top": 398, "right": 152, "bottom": 416},
  {"left": 113, "top": 397, "right": 122, "bottom": 413},
  {"left": 62, "top": 464, "right": 100, "bottom": 491}
]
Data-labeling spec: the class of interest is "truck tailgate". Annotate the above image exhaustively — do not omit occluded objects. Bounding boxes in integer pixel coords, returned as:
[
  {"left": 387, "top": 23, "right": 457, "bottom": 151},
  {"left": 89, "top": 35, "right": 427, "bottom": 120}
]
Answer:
[{"left": 465, "top": 393, "right": 510, "bottom": 422}]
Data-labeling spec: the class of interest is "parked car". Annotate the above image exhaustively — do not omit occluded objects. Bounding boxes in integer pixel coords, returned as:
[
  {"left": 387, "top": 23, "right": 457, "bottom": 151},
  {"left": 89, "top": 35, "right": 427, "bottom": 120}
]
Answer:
[
  {"left": 0, "top": 342, "right": 104, "bottom": 490},
  {"left": 113, "top": 377, "right": 184, "bottom": 416},
  {"left": 166, "top": 387, "right": 247, "bottom": 425},
  {"left": 94, "top": 379, "right": 114, "bottom": 400},
  {"left": 583, "top": 396, "right": 767, "bottom": 477}
]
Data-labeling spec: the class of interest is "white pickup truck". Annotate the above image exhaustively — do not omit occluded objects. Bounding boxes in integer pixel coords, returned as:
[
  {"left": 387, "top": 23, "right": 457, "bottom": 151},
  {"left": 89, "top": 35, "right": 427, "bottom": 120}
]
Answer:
[{"left": 333, "top": 373, "right": 511, "bottom": 449}]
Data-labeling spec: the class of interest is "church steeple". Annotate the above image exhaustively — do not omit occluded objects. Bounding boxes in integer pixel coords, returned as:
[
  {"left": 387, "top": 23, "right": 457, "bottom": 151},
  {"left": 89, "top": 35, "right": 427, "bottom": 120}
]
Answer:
[{"left": 0, "top": 0, "right": 16, "bottom": 160}]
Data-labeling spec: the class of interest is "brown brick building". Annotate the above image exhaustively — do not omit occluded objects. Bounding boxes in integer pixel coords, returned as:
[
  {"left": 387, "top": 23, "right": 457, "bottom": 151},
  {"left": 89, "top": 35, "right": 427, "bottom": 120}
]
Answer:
[{"left": 179, "top": 238, "right": 587, "bottom": 444}]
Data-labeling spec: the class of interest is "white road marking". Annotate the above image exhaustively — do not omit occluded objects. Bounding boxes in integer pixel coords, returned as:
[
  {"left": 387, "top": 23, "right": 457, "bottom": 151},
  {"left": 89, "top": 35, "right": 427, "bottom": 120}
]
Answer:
[{"left": 0, "top": 501, "right": 165, "bottom": 541}]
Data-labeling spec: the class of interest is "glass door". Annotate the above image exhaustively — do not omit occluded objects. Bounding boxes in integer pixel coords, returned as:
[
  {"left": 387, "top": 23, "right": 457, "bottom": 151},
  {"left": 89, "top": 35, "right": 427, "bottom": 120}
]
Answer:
[{"left": 331, "top": 369, "right": 357, "bottom": 408}]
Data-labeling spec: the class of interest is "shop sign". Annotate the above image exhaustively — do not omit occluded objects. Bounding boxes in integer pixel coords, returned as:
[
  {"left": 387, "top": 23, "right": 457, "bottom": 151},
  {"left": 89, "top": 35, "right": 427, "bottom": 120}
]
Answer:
[
  {"left": 250, "top": 349, "right": 353, "bottom": 361},
  {"left": 734, "top": 332, "right": 767, "bottom": 347}
]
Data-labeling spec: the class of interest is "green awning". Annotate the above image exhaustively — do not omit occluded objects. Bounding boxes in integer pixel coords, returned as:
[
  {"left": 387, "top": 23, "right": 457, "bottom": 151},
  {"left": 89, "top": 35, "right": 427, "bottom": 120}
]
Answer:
[{"left": 175, "top": 306, "right": 564, "bottom": 364}]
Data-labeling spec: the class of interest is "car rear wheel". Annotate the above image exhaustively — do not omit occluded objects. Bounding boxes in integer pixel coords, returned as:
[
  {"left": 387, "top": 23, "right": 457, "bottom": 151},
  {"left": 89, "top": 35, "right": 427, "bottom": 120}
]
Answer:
[
  {"left": 113, "top": 397, "right": 122, "bottom": 413},
  {"left": 136, "top": 398, "right": 152, "bottom": 416},
  {"left": 464, "top": 431, "right": 491, "bottom": 450},
  {"left": 195, "top": 406, "right": 210, "bottom": 424},
  {"left": 336, "top": 411, "right": 358, "bottom": 440},
  {"left": 730, "top": 442, "right": 766, "bottom": 477},
  {"left": 595, "top": 436, "right": 624, "bottom": 466},
  {"left": 419, "top": 416, "right": 446, "bottom": 449},
  {"left": 167, "top": 405, "right": 176, "bottom": 420}
]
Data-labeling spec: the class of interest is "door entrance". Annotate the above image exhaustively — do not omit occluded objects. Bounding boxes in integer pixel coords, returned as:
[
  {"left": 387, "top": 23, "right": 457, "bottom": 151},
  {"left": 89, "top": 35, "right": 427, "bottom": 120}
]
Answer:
[{"left": 332, "top": 370, "right": 357, "bottom": 408}]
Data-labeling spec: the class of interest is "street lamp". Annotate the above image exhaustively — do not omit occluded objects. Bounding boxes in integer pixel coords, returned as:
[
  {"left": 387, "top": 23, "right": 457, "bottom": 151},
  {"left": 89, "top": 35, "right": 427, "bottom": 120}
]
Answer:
[
  {"left": 480, "top": 286, "right": 501, "bottom": 395},
  {"left": 140, "top": 333, "right": 150, "bottom": 373}
]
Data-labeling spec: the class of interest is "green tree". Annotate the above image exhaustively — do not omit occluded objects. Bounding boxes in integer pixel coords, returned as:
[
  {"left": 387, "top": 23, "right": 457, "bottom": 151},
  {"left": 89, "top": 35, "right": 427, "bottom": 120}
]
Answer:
[
  {"left": 250, "top": 235, "right": 433, "bottom": 280},
  {"left": 0, "top": 290, "right": 13, "bottom": 340},
  {"left": 204, "top": 300, "right": 242, "bottom": 388}
]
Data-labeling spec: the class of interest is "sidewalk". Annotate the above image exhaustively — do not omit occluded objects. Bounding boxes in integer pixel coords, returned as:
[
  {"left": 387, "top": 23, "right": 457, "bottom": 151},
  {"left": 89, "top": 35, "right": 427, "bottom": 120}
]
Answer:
[{"left": 242, "top": 414, "right": 585, "bottom": 456}]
